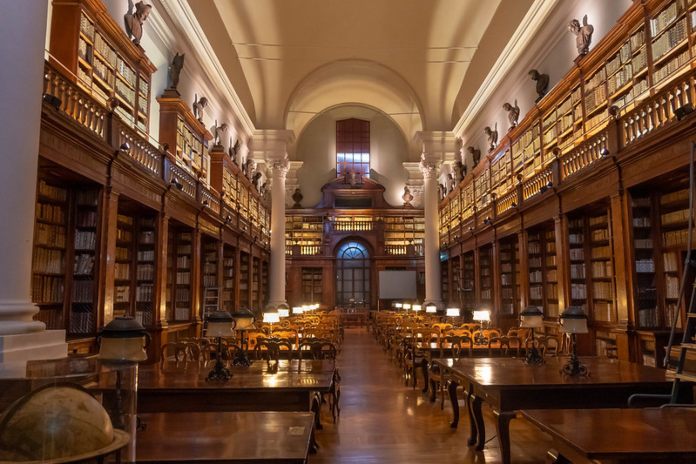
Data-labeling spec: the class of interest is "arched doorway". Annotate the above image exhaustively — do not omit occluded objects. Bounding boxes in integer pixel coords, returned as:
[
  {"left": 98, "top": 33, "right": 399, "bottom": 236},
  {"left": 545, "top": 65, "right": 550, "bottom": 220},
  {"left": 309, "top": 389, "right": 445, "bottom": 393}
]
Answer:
[{"left": 336, "top": 240, "right": 370, "bottom": 307}]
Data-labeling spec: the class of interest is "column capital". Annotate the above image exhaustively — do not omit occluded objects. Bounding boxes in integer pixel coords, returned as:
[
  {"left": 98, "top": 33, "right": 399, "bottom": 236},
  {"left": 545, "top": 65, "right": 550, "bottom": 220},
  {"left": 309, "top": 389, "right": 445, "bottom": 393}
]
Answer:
[
  {"left": 249, "top": 129, "right": 296, "bottom": 162},
  {"left": 414, "top": 130, "right": 458, "bottom": 163},
  {"left": 419, "top": 156, "right": 441, "bottom": 179},
  {"left": 269, "top": 156, "right": 290, "bottom": 177}
]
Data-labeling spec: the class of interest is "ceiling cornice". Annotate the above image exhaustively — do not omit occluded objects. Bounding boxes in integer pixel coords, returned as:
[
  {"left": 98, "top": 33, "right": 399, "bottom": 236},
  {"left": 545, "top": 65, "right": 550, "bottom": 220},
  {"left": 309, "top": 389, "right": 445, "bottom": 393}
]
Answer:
[
  {"left": 452, "top": 0, "right": 559, "bottom": 138},
  {"left": 155, "top": 0, "right": 256, "bottom": 136}
]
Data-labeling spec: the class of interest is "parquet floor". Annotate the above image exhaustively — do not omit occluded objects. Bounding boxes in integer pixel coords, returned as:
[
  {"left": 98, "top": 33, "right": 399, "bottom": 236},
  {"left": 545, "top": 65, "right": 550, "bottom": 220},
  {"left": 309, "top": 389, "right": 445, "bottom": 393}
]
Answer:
[{"left": 312, "top": 328, "right": 553, "bottom": 463}]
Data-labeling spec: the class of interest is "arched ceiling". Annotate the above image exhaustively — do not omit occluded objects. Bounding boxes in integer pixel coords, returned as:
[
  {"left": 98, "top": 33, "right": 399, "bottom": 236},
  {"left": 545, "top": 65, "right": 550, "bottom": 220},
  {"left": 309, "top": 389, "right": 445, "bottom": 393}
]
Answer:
[{"left": 188, "top": 0, "right": 535, "bottom": 138}]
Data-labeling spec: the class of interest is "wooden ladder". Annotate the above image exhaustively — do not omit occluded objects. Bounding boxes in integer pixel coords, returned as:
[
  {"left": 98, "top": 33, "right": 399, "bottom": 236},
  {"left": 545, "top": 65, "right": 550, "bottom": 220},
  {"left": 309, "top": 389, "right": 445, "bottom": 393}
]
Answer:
[
  {"left": 203, "top": 287, "right": 220, "bottom": 319},
  {"left": 668, "top": 276, "right": 696, "bottom": 403}
]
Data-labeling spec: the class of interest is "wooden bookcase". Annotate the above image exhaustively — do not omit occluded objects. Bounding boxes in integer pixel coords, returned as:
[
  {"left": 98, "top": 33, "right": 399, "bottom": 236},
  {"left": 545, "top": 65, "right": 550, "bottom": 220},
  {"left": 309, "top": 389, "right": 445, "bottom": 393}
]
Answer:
[
  {"left": 114, "top": 213, "right": 134, "bottom": 318},
  {"left": 32, "top": 180, "right": 68, "bottom": 330},
  {"left": 135, "top": 216, "right": 156, "bottom": 326},
  {"left": 441, "top": 258, "right": 450, "bottom": 304},
  {"left": 527, "top": 223, "right": 559, "bottom": 318},
  {"left": 49, "top": 0, "right": 155, "bottom": 135},
  {"left": 499, "top": 236, "right": 520, "bottom": 316},
  {"left": 285, "top": 215, "right": 323, "bottom": 255},
  {"left": 261, "top": 261, "right": 269, "bottom": 307},
  {"left": 589, "top": 211, "right": 614, "bottom": 323},
  {"left": 630, "top": 192, "right": 659, "bottom": 328},
  {"left": 568, "top": 216, "right": 588, "bottom": 312},
  {"left": 201, "top": 235, "right": 219, "bottom": 319},
  {"left": 166, "top": 226, "right": 193, "bottom": 322},
  {"left": 479, "top": 245, "right": 493, "bottom": 308},
  {"left": 252, "top": 257, "right": 260, "bottom": 310},
  {"left": 157, "top": 94, "right": 212, "bottom": 182},
  {"left": 239, "top": 252, "right": 250, "bottom": 309},
  {"left": 462, "top": 252, "right": 475, "bottom": 309},
  {"left": 221, "top": 245, "right": 236, "bottom": 311},
  {"left": 70, "top": 189, "right": 100, "bottom": 336}
]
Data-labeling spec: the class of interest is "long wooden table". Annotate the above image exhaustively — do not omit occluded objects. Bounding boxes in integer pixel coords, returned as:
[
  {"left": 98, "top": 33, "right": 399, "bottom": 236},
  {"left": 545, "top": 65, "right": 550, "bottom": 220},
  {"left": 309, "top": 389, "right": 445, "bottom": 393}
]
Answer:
[
  {"left": 133, "top": 359, "right": 335, "bottom": 414},
  {"left": 134, "top": 411, "right": 314, "bottom": 463},
  {"left": 522, "top": 408, "right": 696, "bottom": 463},
  {"left": 433, "top": 357, "right": 691, "bottom": 464}
]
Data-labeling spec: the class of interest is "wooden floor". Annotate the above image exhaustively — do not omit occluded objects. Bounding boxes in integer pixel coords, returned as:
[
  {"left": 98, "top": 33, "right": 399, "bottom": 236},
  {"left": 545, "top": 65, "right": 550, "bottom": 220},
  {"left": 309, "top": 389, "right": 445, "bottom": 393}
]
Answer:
[{"left": 312, "top": 328, "right": 554, "bottom": 463}]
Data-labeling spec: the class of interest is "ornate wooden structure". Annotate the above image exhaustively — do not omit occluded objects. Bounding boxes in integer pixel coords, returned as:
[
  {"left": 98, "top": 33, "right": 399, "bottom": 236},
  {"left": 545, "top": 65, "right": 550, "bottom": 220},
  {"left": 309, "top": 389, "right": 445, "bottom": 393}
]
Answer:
[{"left": 438, "top": 0, "right": 696, "bottom": 365}]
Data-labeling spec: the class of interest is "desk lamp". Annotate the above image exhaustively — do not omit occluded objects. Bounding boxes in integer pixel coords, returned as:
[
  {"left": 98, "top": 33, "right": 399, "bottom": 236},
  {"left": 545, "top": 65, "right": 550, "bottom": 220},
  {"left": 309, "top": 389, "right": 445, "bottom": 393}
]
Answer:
[
  {"left": 278, "top": 302, "right": 290, "bottom": 318},
  {"left": 412, "top": 304, "right": 422, "bottom": 312},
  {"left": 403, "top": 303, "right": 412, "bottom": 311},
  {"left": 520, "top": 306, "right": 544, "bottom": 365},
  {"left": 446, "top": 306, "right": 460, "bottom": 317},
  {"left": 231, "top": 307, "right": 255, "bottom": 367},
  {"left": 559, "top": 306, "right": 589, "bottom": 376},
  {"left": 206, "top": 310, "right": 236, "bottom": 381},
  {"left": 473, "top": 309, "right": 491, "bottom": 345}
]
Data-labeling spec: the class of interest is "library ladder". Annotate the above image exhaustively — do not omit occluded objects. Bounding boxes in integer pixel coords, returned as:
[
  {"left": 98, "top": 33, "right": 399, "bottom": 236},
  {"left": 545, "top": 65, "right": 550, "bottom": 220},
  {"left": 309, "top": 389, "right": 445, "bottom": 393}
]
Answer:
[
  {"left": 669, "top": 274, "right": 696, "bottom": 403},
  {"left": 203, "top": 287, "right": 220, "bottom": 318}
]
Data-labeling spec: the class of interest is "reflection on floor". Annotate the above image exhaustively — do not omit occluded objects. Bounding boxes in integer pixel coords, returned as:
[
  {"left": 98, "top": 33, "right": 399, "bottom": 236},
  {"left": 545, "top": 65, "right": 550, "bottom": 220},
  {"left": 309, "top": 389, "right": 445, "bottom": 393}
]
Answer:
[{"left": 312, "top": 328, "right": 553, "bottom": 464}]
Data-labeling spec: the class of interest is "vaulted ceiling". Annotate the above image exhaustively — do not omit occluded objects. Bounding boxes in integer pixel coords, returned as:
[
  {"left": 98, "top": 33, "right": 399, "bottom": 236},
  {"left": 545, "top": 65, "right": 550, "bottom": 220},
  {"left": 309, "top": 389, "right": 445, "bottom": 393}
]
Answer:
[{"left": 189, "top": 0, "right": 535, "bottom": 141}]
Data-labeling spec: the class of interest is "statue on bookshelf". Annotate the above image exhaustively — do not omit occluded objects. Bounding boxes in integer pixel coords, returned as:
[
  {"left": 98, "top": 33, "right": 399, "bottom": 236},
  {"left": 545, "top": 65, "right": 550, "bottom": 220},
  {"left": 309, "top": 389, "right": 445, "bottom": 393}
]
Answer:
[
  {"left": 569, "top": 15, "right": 594, "bottom": 56},
  {"left": 402, "top": 185, "right": 414, "bottom": 207},
  {"left": 213, "top": 121, "right": 228, "bottom": 147},
  {"left": 503, "top": 100, "right": 520, "bottom": 129},
  {"left": 168, "top": 53, "right": 185, "bottom": 91},
  {"left": 484, "top": 124, "right": 498, "bottom": 152},
  {"left": 124, "top": 0, "right": 152, "bottom": 45},
  {"left": 243, "top": 158, "right": 256, "bottom": 178},
  {"left": 467, "top": 146, "right": 481, "bottom": 167},
  {"left": 229, "top": 138, "right": 240, "bottom": 164},
  {"left": 260, "top": 181, "right": 268, "bottom": 197},
  {"left": 446, "top": 173, "right": 456, "bottom": 193},
  {"left": 193, "top": 94, "right": 208, "bottom": 123},
  {"left": 454, "top": 160, "right": 466, "bottom": 182},
  {"left": 252, "top": 172, "right": 263, "bottom": 191},
  {"left": 292, "top": 188, "right": 303, "bottom": 208},
  {"left": 438, "top": 183, "right": 447, "bottom": 200},
  {"left": 529, "top": 69, "right": 549, "bottom": 102}
]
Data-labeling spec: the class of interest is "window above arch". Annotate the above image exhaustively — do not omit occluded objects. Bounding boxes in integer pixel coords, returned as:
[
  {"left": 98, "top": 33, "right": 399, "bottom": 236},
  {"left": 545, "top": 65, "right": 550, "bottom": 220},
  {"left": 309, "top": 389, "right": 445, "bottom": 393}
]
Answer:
[
  {"left": 336, "top": 118, "right": 370, "bottom": 179},
  {"left": 336, "top": 241, "right": 369, "bottom": 260}
]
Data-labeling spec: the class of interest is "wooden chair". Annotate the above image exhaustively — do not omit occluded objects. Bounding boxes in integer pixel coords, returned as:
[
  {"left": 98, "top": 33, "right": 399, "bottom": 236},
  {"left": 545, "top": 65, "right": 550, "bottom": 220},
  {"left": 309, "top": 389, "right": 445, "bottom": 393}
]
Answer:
[
  {"left": 428, "top": 333, "right": 472, "bottom": 409},
  {"left": 254, "top": 338, "right": 294, "bottom": 362},
  {"left": 298, "top": 340, "right": 340, "bottom": 422}
]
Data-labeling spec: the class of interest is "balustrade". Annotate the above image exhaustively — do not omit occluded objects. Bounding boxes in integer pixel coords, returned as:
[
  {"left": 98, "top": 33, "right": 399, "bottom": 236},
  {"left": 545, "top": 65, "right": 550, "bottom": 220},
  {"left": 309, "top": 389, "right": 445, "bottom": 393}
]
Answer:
[{"left": 560, "top": 131, "right": 608, "bottom": 180}]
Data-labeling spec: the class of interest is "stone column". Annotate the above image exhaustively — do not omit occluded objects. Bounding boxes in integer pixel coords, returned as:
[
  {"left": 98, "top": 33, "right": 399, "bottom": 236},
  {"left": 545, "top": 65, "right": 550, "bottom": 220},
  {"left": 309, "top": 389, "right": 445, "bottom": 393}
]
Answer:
[
  {"left": 0, "top": 1, "right": 67, "bottom": 363},
  {"left": 420, "top": 159, "right": 443, "bottom": 308},
  {"left": 268, "top": 157, "right": 289, "bottom": 307}
]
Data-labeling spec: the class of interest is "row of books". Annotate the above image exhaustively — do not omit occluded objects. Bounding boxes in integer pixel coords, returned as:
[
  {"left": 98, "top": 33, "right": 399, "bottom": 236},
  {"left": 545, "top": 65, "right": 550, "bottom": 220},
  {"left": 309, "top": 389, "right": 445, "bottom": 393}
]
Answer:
[
  {"left": 138, "top": 250, "right": 155, "bottom": 261},
  {"left": 35, "top": 308, "right": 64, "bottom": 330},
  {"left": 593, "top": 281, "right": 613, "bottom": 299},
  {"left": 661, "top": 208, "right": 691, "bottom": 225},
  {"left": 650, "top": 1, "right": 681, "bottom": 37},
  {"left": 38, "top": 180, "right": 67, "bottom": 202},
  {"left": 136, "top": 284, "right": 154, "bottom": 302},
  {"left": 635, "top": 259, "right": 655, "bottom": 273},
  {"left": 651, "top": 17, "right": 687, "bottom": 60},
  {"left": 33, "top": 248, "right": 63, "bottom": 274},
  {"left": 592, "top": 261, "right": 613, "bottom": 278},
  {"left": 36, "top": 203, "right": 65, "bottom": 224},
  {"left": 73, "top": 253, "right": 94, "bottom": 275},
  {"left": 592, "top": 246, "right": 611, "bottom": 259},
  {"left": 76, "top": 211, "right": 98, "bottom": 228},
  {"left": 176, "top": 256, "right": 190, "bottom": 268},
  {"left": 137, "top": 264, "right": 155, "bottom": 281},
  {"left": 635, "top": 238, "right": 653, "bottom": 249},
  {"left": 591, "top": 229, "right": 609, "bottom": 242},
  {"left": 71, "top": 280, "right": 94, "bottom": 303},
  {"left": 176, "top": 271, "right": 190, "bottom": 285},
  {"left": 70, "top": 310, "right": 95, "bottom": 334},
  {"left": 653, "top": 48, "right": 690, "bottom": 84},
  {"left": 32, "top": 275, "right": 64, "bottom": 304},
  {"left": 115, "top": 285, "right": 130, "bottom": 303},
  {"left": 74, "top": 231, "right": 96, "bottom": 250},
  {"left": 114, "top": 263, "right": 129, "bottom": 281},
  {"left": 633, "top": 216, "right": 651, "bottom": 227}
]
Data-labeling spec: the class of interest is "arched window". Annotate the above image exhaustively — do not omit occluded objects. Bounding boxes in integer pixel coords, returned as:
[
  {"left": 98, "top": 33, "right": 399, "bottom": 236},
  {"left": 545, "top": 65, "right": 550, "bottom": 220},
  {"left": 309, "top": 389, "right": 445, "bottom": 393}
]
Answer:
[
  {"left": 336, "top": 118, "right": 370, "bottom": 179},
  {"left": 336, "top": 241, "right": 370, "bottom": 306}
]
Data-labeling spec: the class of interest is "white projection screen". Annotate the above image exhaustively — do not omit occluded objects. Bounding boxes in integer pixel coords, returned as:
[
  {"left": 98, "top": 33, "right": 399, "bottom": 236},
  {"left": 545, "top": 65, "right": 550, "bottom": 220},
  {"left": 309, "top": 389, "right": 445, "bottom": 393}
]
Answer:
[{"left": 379, "top": 270, "right": 417, "bottom": 299}]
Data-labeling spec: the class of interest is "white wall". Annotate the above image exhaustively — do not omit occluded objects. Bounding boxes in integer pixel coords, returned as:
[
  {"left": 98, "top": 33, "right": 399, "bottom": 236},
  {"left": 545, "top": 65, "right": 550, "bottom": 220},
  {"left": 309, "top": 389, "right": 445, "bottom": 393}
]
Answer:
[
  {"left": 295, "top": 105, "right": 411, "bottom": 208},
  {"left": 457, "top": 0, "right": 632, "bottom": 168}
]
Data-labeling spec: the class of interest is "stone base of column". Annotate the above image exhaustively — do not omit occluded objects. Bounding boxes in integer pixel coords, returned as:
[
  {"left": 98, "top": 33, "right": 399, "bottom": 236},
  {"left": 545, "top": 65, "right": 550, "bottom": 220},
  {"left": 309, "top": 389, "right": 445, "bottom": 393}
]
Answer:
[
  {"left": 267, "top": 299, "right": 288, "bottom": 309},
  {"left": 423, "top": 299, "right": 444, "bottom": 310},
  {"left": 0, "top": 330, "right": 67, "bottom": 364}
]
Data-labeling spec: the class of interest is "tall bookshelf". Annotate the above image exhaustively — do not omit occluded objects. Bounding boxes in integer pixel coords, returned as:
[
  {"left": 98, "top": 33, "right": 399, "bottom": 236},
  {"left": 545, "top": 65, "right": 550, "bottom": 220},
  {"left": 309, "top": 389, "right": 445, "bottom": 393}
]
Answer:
[
  {"left": 568, "top": 217, "right": 588, "bottom": 312},
  {"left": 589, "top": 211, "right": 614, "bottom": 322},
  {"left": 462, "top": 252, "right": 475, "bottom": 309},
  {"left": 49, "top": 0, "right": 155, "bottom": 135},
  {"left": 167, "top": 227, "right": 193, "bottom": 322},
  {"left": 631, "top": 192, "right": 658, "bottom": 328},
  {"left": 221, "top": 245, "right": 236, "bottom": 311},
  {"left": 261, "top": 261, "right": 269, "bottom": 307},
  {"left": 528, "top": 224, "right": 559, "bottom": 318},
  {"left": 528, "top": 230, "right": 545, "bottom": 311},
  {"left": 32, "top": 180, "right": 68, "bottom": 330},
  {"left": 441, "top": 258, "right": 449, "bottom": 304},
  {"left": 252, "top": 257, "right": 260, "bottom": 310},
  {"left": 649, "top": 0, "right": 691, "bottom": 89},
  {"left": 239, "top": 252, "right": 250, "bottom": 309},
  {"left": 544, "top": 227, "right": 559, "bottom": 317},
  {"left": 201, "top": 236, "right": 219, "bottom": 320},
  {"left": 70, "top": 189, "right": 100, "bottom": 336},
  {"left": 451, "top": 255, "right": 462, "bottom": 306},
  {"left": 659, "top": 186, "right": 691, "bottom": 330},
  {"left": 499, "top": 237, "right": 520, "bottom": 316},
  {"left": 114, "top": 213, "right": 134, "bottom": 318},
  {"left": 135, "top": 216, "right": 156, "bottom": 326},
  {"left": 478, "top": 246, "right": 493, "bottom": 309}
]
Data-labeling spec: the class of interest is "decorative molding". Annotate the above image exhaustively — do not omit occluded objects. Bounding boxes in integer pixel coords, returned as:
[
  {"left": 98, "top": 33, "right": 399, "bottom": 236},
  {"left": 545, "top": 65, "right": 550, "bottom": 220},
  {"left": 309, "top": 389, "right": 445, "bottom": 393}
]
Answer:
[
  {"left": 250, "top": 129, "right": 296, "bottom": 162},
  {"left": 415, "top": 130, "right": 457, "bottom": 163},
  {"left": 452, "top": 0, "right": 559, "bottom": 137},
  {"left": 155, "top": 0, "right": 256, "bottom": 136}
]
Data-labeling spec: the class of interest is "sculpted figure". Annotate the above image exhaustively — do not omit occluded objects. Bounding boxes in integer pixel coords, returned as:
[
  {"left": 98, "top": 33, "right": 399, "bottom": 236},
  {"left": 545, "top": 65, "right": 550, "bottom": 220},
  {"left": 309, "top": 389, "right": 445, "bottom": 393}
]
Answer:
[
  {"left": 168, "top": 53, "right": 185, "bottom": 90},
  {"left": 213, "top": 121, "right": 228, "bottom": 147},
  {"left": 124, "top": 0, "right": 152, "bottom": 45},
  {"left": 193, "top": 94, "right": 208, "bottom": 122},
  {"left": 529, "top": 69, "right": 549, "bottom": 102},
  {"left": 484, "top": 124, "right": 498, "bottom": 152},
  {"left": 503, "top": 100, "right": 520, "bottom": 129},
  {"left": 467, "top": 146, "right": 481, "bottom": 167},
  {"left": 402, "top": 186, "right": 413, "bottom": 207},
  {"left": 569, "top": 15, "right": 594, "bottom": 56},
  {"left": 252, "top": 172, "right": 263, "bottom": 191}
]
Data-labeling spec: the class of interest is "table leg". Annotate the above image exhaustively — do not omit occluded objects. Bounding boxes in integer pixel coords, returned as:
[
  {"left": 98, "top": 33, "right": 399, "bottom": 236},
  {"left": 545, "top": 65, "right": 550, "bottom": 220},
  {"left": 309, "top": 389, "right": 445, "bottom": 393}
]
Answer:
[
  {"left": 311, "top": 393, "right": 322, "bottom": 431},
  {"left": 447, "top": 378, "right": 459, "bottom": 429},
  {"left": 421, "top": 359, "right": 429, "bottom": 393},
  {"left": 471, "top": 394, "right": 485, "bottom": 450},
  {"left": 495, "top": 411, "right": 515, "bottom": 464},
  {"left": 429, "top": 376, "right": 437, "bottom": 403}
]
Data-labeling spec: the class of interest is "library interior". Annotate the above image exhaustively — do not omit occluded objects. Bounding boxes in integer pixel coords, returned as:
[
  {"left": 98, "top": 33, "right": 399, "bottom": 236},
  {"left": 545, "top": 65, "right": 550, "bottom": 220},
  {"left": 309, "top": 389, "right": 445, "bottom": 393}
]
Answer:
[{"left": 2, "top": 0, "right": 696, "bottom": 463}]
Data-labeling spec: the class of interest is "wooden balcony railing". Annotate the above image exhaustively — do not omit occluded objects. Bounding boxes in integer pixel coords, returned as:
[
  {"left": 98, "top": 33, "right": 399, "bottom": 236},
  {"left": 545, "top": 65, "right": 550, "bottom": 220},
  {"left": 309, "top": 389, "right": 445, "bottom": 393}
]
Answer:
[
  {"left": 117, "top": 123, "right": 162, "bottom": 177},
  {"left": 165, "top": 159, "right": 197, "bottom": 200},
  {"left": 621, "top": 74, "right": 692, "bottom": 147},
  {"left": 44, "top": 62, "right": 106, "bottom": 139},
  {"left": 522, "top": 167, "right": 553, "bottom": 201},
  {"left": 496, "top": 188, "right": 519, "bottom": 216},
  {"left": 560, "top": 130, "right": 608, "bottom": 180},
  {"left": 199, "top": 185, "right": 221, "bottom": 216},
  {"left": 332, "top": 220, "right": 373, "bottom": 232}
]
